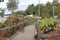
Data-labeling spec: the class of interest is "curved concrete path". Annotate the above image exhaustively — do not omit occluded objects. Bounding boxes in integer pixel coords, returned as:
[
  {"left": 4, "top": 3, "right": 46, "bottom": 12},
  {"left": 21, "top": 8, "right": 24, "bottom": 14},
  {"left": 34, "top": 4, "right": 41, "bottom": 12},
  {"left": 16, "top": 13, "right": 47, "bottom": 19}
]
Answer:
[{"left": 10, "top": 24, "right": 36, "bottom": 40}]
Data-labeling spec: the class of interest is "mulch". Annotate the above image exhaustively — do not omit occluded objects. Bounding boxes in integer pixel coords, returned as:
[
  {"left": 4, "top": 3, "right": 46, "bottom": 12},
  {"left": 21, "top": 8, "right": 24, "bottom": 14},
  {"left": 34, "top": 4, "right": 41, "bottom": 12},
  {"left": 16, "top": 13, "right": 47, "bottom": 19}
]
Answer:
[
  {"left": 40, "top": 28, "right": 60, "bottom": 40},
  {"left": 0, "top": 36, "right": 8, "bottom": 40}
]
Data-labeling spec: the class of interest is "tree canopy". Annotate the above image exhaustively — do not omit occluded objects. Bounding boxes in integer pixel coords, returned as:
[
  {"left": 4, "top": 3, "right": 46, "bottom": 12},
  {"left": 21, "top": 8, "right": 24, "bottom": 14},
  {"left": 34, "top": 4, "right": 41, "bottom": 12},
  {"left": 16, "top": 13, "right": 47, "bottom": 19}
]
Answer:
[
  {"left": 7, "top": 0, "right": 19, "bottom": 12},
  {"left": 8, "top": 0, "right": 60, "bottom": 18}
]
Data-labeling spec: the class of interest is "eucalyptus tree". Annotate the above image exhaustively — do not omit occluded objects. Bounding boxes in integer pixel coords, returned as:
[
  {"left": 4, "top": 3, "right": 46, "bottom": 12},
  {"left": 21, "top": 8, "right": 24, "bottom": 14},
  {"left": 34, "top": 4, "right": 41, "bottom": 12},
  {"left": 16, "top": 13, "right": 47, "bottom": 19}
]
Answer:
[
  {"left": 7, "top": 0, "right": 19, "bottom": 12},
  {"left": 26, "top": 4, "right": 35, "bottom": 15}
]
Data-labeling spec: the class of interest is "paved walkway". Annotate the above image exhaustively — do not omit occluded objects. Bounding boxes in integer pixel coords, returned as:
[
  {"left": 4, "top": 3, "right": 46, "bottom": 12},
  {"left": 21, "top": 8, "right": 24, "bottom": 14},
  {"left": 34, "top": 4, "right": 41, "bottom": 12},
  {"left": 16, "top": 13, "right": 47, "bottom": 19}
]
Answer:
[{"left": 10, "top": 24, "right": 36, "bottom": 40}]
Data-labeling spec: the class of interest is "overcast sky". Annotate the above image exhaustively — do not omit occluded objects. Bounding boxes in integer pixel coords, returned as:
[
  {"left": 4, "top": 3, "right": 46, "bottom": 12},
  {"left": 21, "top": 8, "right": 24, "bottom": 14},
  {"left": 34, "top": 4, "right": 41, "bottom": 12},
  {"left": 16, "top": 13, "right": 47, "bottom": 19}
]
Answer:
[
  {"left": 0, "top": 0, "right": 53, "bottom": 9},
  {"left": 0, "top": 0, "right": 53, "bottom": 14},
  {"left": 18, "top": 0, "right": 53, "bottom": 10}
]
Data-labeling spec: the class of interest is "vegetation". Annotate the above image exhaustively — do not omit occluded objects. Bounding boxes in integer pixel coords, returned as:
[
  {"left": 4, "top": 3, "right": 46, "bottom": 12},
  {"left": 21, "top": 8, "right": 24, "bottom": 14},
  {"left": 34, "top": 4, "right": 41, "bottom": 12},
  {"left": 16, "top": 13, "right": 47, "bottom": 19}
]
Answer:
[
  {"left": 7, "top": 0, "right": 19, "bottom": 12},
  {"left": 0, "top": 22, "right": 5, "bottom": 28},
  {"left": 39, "top": 18, "right": 57, "bottom": 33},
  {"left": 0, "top": 0, "right": 60, "bottom": 40},
  {"left": 0, "top": 9, "right": 5, "bottom": 17},
  {"left": 14, "top": 0, "right": 60, "bottom": 18},
  {"left": 0, "top": 14, "right": 36, "bottom": 39}
]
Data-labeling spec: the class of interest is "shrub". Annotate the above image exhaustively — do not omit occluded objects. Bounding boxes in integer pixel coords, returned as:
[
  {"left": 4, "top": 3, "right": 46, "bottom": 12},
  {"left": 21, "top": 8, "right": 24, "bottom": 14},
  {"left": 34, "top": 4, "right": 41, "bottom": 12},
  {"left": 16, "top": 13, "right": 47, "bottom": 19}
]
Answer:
[
  {"left": 0, "top": 22, "right": 5, "bottom": 28},
  {"left": 39, "top": 18, "right": 57, "bottom": 33}
]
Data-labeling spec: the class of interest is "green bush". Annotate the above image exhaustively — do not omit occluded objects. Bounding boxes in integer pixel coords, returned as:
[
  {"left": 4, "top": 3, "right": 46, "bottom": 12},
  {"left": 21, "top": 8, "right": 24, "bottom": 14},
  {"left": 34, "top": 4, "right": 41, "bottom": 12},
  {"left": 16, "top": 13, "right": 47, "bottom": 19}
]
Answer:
[
  {"left": 0, "top": 22, "right": 5, "bottom": 28},
  {"left": 39, "top": 18, "right": 57, "bottom": 33}
]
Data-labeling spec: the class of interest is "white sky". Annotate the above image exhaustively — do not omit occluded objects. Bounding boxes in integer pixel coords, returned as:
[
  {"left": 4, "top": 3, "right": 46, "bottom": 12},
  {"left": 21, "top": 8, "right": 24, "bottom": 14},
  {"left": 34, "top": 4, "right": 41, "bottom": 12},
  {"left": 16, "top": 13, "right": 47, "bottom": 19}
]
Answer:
[
  {"left": 0, "top": 0, "right": 53, "bottom": 9},
  {"left": 18, "top": 0, "right": 53, "bottom": 10},
  {"left": 0, "top": 0, "right": 53, "bottom": 14},
  {"left": 19, "top": 0, "right": 53, "bottom": 5}
]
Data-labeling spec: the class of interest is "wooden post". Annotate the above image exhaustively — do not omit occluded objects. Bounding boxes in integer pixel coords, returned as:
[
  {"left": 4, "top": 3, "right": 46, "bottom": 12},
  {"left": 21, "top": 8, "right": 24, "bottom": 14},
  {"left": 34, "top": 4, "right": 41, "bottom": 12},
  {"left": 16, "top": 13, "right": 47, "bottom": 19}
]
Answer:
[
  {"left": 52, "top": 6, "right": 55, "bottom": 18},
  {"left": 35, "top": 20, "right": 40, "bottom": 40}
]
